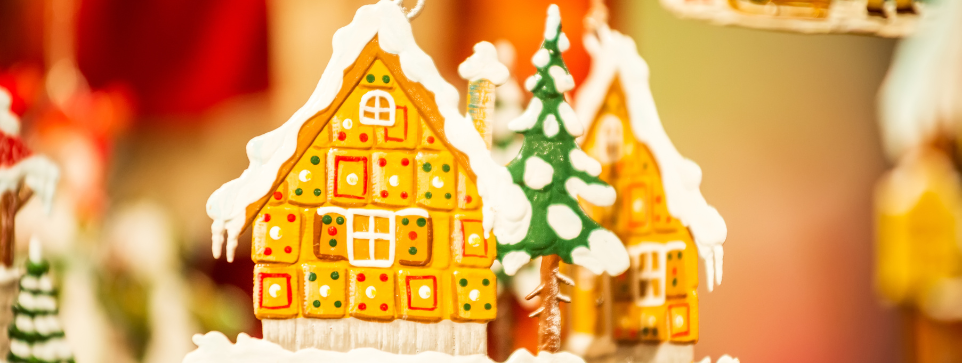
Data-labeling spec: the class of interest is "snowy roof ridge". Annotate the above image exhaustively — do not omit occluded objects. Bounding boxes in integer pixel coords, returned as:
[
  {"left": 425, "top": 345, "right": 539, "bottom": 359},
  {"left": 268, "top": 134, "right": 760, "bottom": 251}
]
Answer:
[
  {"left": 574, "top": 25, "right": 728, "bottom": 289},
  {"left": 206, "top": 0, "right": 511, "bottom": 262}
]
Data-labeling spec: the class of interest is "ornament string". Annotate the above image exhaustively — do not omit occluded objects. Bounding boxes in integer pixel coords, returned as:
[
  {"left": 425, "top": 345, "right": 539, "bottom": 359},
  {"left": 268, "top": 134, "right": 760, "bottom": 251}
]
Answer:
[{"left": 393, "top": 0, "right": 426, "bottom": 20}]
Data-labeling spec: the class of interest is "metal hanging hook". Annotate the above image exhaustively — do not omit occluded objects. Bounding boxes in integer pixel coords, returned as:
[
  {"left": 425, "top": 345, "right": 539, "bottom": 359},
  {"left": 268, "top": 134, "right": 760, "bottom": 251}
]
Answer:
[{"left": 393, "top": 0, "right": 426, "bottom": 20}]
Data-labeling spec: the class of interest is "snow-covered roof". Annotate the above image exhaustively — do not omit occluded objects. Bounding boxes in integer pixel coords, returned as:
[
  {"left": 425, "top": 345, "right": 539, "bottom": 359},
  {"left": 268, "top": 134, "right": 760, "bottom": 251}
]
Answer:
[
  {"left": 574, "top": 26, "right": 728, "bottom": 290},
  {"left": 879, "top": 0, "right": 962, "bottom": 161},
  {"left": 207, "top": 0, "right": 519, "bottom": 263},
  {"left": 0, "top": 88, "right": 59, "bottom": 213}
]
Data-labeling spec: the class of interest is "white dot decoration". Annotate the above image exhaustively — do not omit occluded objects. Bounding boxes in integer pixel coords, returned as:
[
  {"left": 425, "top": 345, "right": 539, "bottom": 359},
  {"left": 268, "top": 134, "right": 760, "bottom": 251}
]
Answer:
[
  {"left": 269, "top": 226, "right": 282, "bottom": 240},
  {"left": 469, "top": 289, "right": 480, "bottom": 301},
  {"left": 366, "top": 286, "right": 377, "bottom": 299},
  {"left": 346, "top": 173, "right": 359, "bottom": 186},
  {"left": 432, "top": 176, "right": 444, "bottom": 188},
  {"left": 633, "top": 199, "right": 644, "bottom": 212},
  {"left": 342, "top": 118, "right": 353, "bottom": 130},
  {"left": 299, "top": 170, "right": 312, "bottom": 182},
  {"left": 269, "top": 284, "right": 281, "bottom": 298},
  {"left": 418, "top": 285, "right": 431, "bottom": 299},
  {"left": 320, "top": 285, "right": 330, "bottom": 298},
  {"left": 674, "top": 315, "right": 684, "bottom": 327},
  {"left": 389, "top": 175, "right": 399, "bottom": 187},
  {"left": 468, "top": 234, "right": 482, "bottom": 247}
]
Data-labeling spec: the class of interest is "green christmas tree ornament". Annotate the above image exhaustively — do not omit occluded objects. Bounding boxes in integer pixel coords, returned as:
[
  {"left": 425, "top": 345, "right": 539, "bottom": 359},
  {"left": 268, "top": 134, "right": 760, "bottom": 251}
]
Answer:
[
  {"left": 7, "top": 238, "right": 75, "bottom": 363},
  {"left": 493, "top": 4, "right": 629, "bottom": 353}
]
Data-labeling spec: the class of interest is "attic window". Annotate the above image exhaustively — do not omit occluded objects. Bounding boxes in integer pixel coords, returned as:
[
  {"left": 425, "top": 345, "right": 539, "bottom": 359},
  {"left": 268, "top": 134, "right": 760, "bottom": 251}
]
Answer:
[
  {"left": 628, "top": 241, "right": 686, "bottom": 307},
  {"left": 359, "top": 90, "right": 396, "bottom": 126},
  {"left": 346, "top": 208, "right": 396, "bottom": 268}
]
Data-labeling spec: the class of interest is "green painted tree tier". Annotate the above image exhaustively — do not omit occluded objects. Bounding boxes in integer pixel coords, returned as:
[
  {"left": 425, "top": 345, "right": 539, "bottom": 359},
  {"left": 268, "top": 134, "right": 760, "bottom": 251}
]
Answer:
[
  {"left": 494, "top": 4, "right": 629, "bottom": 353},
  {"left": 7, "top": 241, "right": 74, "bottom": 363}
]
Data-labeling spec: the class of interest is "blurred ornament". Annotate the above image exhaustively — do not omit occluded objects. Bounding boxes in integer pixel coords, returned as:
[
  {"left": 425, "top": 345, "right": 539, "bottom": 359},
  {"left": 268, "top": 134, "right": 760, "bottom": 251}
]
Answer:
[{"left": 660, "top": 0, "right": 925, "bottom": 37}]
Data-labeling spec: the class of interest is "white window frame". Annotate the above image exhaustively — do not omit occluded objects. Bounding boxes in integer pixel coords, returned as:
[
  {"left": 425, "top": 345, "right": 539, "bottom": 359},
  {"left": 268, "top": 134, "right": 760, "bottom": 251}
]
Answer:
[
  {"left": 627, "top": 241, "right": 687, "bottom": 307},
  {"left": 359, "top": 90, "right": 396, "bottom": 126},
  {"left": 346, "top": 208, "right": 396, "bottom": 268}
]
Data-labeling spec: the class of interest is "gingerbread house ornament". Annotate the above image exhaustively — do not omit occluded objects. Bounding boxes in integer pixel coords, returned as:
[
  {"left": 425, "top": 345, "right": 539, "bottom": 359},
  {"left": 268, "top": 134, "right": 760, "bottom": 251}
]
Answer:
[
  {"left": 566, "top": 23, "right": 729, "bottom": 363},
  {"left": 202, "top": 0, "right": 532, "bottom": 357}
]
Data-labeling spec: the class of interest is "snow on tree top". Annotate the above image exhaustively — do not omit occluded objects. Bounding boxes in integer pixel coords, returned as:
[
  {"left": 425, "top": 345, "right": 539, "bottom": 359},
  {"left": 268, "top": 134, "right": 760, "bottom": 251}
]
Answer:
[
  {"left": 206, "top": 0, "right": 517, "bottom": 262},
  {"left": 458, "top": 41, "right": 510, "bottom": 85},
  {"left": 574, "top": 25, "right": 728, "bottom": 290},
  {"left": 0, "top": 87, "right": 59, "bottom": 214}
]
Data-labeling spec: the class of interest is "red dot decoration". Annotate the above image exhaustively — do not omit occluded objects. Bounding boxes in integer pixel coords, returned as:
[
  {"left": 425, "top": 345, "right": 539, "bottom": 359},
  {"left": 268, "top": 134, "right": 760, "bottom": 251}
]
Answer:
[
  {"left": 273, "top": 192, "right": 282, "bottom": 200},
  {"left": 357, "top": 273, "right": 366, "bottom": 282},
  {"left": 359, "top": 133, "right": 369, "bottom": 142},
  {"left": 381, "top": 190, "right": 389, "bottom": 198},
  {"left": 358, "top": 303, "right": 367, "bottom": 310},
  {"left": 672, "top": 267, "right": 677, "bottom": 275},
  {"left": 380, "top": 274, "right": 388, "bottom": 282},
  {"left": 264, "top": 214, "right": 271, "bottom": 222},
  {"left": 655, "top": 195, "right": 662, "bottom": 204},
  {"left": 264, "top": 247, "right": 273, "bottom": 255},
  {"left": 337, "top": 132, "right": 347, "bottom": 141},
  {"left": 380, "top": 303, "right": 388, "bottom": 311},
  {"left": 667, "top": 216, "right": 672, "bottom": 222},
  {"left": 401, "top": 158, "right": 409, "bottom": 166},
  {"left": 287, "top": 214, "right": 296, "bottom": 222},
  {"left": 378, "top": 158, "right": 387, "bottom": 167},
  {"left": 328, "top": 226, "right": 338, "bottom": 236},
  {"left": 408, "top": 231, "right": 417, "bottom": 240},
  {"left": 400, "top": 192, "right": 408, "bottom": 199},
  {"left": 465, "top": 196, "right": 472, "bottom": 203},
  {"left": 426, "top": 136, "right": 435, "bottom": 144},
  {"left": 285, "top": 246, "right": 292, "bottom": 253},
  {"left": 654, "top": 215, "right": 661, "bottom": 221}
]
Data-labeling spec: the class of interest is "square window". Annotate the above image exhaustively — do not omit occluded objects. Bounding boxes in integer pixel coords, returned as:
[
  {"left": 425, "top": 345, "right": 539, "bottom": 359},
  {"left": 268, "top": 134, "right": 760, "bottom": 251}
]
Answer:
[
  {"left": 668, "top": 303, "right": 690, "bottom": 338},
  {"left": 451, "top": 269, "right": 497, "bottom": 322},
  {"left": 328, "top": 150, "right": 370, "bottom": 206},
  {"left": 288, "top": 150, "right": 326, "bottom": 206},
  {"left": 313, "top": 207, "right": 349, "bottom": 261},
  {"left": 349, "top": 268, "right": 395, "bottom": 320},
  {"left": 253, "top": 264, "right": 298, "bottom": 319},
  {"left": 415, "top": 151, "right": 457, "bottom": 211},
  {"left": 453, "top": 213, "right": 495, "bottom": 267},
  {"left": 396, "top": 209, "right": 433, "bottom": 266},
  {"left": 397, "top": 269, "right": 442, "bottom": 321},
  {"left": 346, "top": 209, "right": 395, "bottom": 268},
  {"left": 302, "top": 263, "right": 346, "bottom": 318},
  {"left": 252, "top": 205, "right": 301, "bottom": 264},
  {"left": 628, "top": 241, "right": 687, "bottom": 308}
]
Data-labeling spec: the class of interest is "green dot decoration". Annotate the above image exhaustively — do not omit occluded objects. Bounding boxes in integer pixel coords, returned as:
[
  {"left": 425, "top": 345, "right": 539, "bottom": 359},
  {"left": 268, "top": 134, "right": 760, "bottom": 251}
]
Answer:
[
  {"left": 463, "top": 303, "right": 471, "bottom": 311},
  {"left": 667, "top": 254, "right": 672, "bottom": 261},
  {"left": 334, "top": 301, "right": 342, "bottom": 308},
  {"left": 329, "top": 239, "right": 337, "bottom": 247},
  {"left": 422, "top": 163, "right": 432, "bottom": 172},
  {"left": 314, "top": 188, "right": 322, "bottom": 196},
  {"left": 308, "top": 272, "right": 317, "bottom": 281},
  {"left": 459, "top": 278, "right": 467, "bottom": 287},
  {"left": 484, "top": 303, "right": 492, "bottom": 310},
  {"left": 444, "top": 193, "right": 452, "bottom": 199},
  {"left": 678, "top": 252, "right": 683, "bottom": 259},
  {"left": 425, "top": 192, "right": 433, "bottom": 199},
  {"left": 408, "top": 247, "right": 417, "bottom": 255},
  {"left": 482, "top": 279, "right": 490, "bottom": 286},
  {"left": 382, "top": 75, "right": 390, "bottom": 83},
  {"left": 313, "top": 300, "right": 321, "bottom": 308},
  {"left": 336, "top": 216, "right": 345, "bottom": 225},
  {"left": 295, "top": 188, "right": 303, "bottom": 196},
  {"left": 672, "top": 278, "right": 677, "bottom": 287},
  {"left": 366, "top": 74, "right": 375, "bottom": 83},
  {"left": 310, "top": 155, "right": 320, "bottom": 165},
  {"left": 330, "top": 271, "right": 340, "bottom": 280},
  {"left": 401, "top": 218, "right": 409, "bottom": 226},
  {"left": 416, "top": 218, "right": 426, "bottom": 227},
  {"left": 442, "top": 164, "right": 451, "bottom": 172},
  {"left": 322, "top": 215, "right": 332, "bottom": 224}
]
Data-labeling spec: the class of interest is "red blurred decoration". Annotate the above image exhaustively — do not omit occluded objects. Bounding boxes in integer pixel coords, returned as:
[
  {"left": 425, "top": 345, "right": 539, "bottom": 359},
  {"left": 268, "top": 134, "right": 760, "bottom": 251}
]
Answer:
[{"left": 75, "top": 0, "right": 269, "bottom": 118}]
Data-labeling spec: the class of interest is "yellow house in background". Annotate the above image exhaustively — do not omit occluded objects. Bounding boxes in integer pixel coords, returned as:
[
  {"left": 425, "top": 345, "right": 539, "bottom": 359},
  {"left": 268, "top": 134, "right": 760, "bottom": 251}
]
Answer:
[
  {"left": 876, "top": 147, "right": 962, "bottom": 363},
  {"left": 566, "top": 26, "right": 728, "bottom": 363},
  {"left": 205, "top": 2, "right": 506, "bottom": 355}
]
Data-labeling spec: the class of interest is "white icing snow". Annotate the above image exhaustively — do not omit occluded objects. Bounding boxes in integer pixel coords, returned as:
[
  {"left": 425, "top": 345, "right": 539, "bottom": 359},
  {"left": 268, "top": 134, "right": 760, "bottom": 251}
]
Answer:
[
  {"left": 569, "top": 149, "right": 601, "bottom": 177},
  {"left": 557, "top": 101, "right": 581, "bottom": 137},
  {"left": 501, "top": 250, "right": 532, "bottom": 276},
  {"left": 523, "top": 156, "right": 554, "bottom": 190},
  {"left": 543, "top": 115, "right": 560, "bottom": 138},
  {"left": 575, "top": 24, "right": 727, "bottom": 291},
  {"left": 570, "top": 229, "right": 629, "bottom": 275},
  {"left": 17, "top": 291, "right": 57, "bottom": 312},
  {"left": 558, "top": 33, "right": 570, "bottom": 52},
  {"left": 548, "top": 66, "right": 575, "bottom": 94},
  {"left": 564, "top": 178, "right": 615, "bottom": 207},
  {"left": 458, "top": 41, "right": 510, "bottom": 86},
  {"left": 0, "top": 88, "right": 20, "bottom": 135},
  {"left": 524, "top": 75, "right": 539, "bottom": 92},
  {"left": 0, "top": 155, "right": 60, "bottom": 214},
  {"left": 546, "top": 204, "right": 582, "bottom": 240},
  {"left": 532, "top": 49, "right": 550, "bottom": 68},
  {"left": 207, "top": 0, "right": 523, "bottom": 262},
  {"left": 0, "top": 264, "right": 18, "bottom": 284},
  {"left": 879, "top": 0, "right": 962, "bottom": 160},
  {"left": 543, "top": 4, "right": 562, "bottom": 41},
  {"left": 697, "top": 355, "right": 740, "bottom": 363},
  {"left": 185, "top": 331, "right": 588, "bottom": 363},
  {"left": 508, "top": 98, "right": 542, "bottom": 132}
]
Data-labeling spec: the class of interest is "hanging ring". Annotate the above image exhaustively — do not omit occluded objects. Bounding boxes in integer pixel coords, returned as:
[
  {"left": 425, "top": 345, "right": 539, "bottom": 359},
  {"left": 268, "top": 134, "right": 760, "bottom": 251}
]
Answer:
[{"left": 393, "top": 0, "right": 426, "bottom": 20}]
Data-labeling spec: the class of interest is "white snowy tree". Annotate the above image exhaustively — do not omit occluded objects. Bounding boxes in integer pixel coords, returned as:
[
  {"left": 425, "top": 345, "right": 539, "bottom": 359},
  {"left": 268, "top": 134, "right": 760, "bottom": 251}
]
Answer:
[{"left": 7, "top": 239, "right": 74, "bottom": 363}]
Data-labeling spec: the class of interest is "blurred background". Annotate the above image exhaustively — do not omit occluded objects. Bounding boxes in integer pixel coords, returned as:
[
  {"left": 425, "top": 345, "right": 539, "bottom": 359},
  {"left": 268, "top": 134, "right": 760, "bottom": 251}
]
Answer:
[{"left": 0, "top": 0, "right": 901, "bottom": 362}]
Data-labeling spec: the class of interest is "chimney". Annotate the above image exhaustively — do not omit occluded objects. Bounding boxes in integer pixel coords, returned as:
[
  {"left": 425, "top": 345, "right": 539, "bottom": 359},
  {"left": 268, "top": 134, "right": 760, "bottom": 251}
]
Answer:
[{"left": 458, "top": 42, "right": 510, "bottom": 150}]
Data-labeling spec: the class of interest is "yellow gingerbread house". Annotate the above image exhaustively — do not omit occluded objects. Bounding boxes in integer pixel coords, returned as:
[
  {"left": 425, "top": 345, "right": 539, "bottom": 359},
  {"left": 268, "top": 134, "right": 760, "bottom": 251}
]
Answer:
[
  {"left": 564, "top": 26, "right": 727, "bottom": 362},
  {"left": 206, "top": 2, "right": 510, "bottom": 355}
]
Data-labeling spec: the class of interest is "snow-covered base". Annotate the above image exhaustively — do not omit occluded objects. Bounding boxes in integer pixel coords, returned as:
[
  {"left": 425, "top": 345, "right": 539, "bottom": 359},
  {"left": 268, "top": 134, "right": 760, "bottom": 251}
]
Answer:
[
  {"left": 184, "top": 331, "right": 586, "bottom": 363},
  {"left": 0, "top": 266, "right": 19, "bottom": 359}
]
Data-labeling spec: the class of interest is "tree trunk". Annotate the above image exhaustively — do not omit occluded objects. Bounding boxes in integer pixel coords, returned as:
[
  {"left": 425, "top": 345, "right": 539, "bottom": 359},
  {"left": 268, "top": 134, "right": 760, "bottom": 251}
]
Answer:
[
  {"left": 529, "top": 254, "right": 574, "bottom": 353},
  {"left": 0, "top": 184, "right": 33, "bottom": 267}
]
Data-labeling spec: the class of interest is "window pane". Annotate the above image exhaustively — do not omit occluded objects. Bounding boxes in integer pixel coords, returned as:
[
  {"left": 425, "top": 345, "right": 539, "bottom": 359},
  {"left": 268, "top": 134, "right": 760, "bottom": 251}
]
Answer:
[
  {"left": 639, "top": 279, "right": 649, "bottom": 299},
  {"left": 651, "top": 252, "right": 659, "bottom": 270},
  {"left": 354, "top": 238, "right": 371, "bottom": 260},
  {"left": 366, "top": 97, "right": 377, "bottom": 107},
  {"left": 639, "top": 252, "right": 647, "bottom": 272},
  {"left": 651, "top": 278, "right": 662, "bottom": 298},
  {"left": 374, "top": 216, "right": 391, "bottom": 234},
  {"left": 374, "top": 239, "right": 391, "bottom": 260},
  {"left": 354, "top": 215, "right": 370, "bottom": 233}
]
